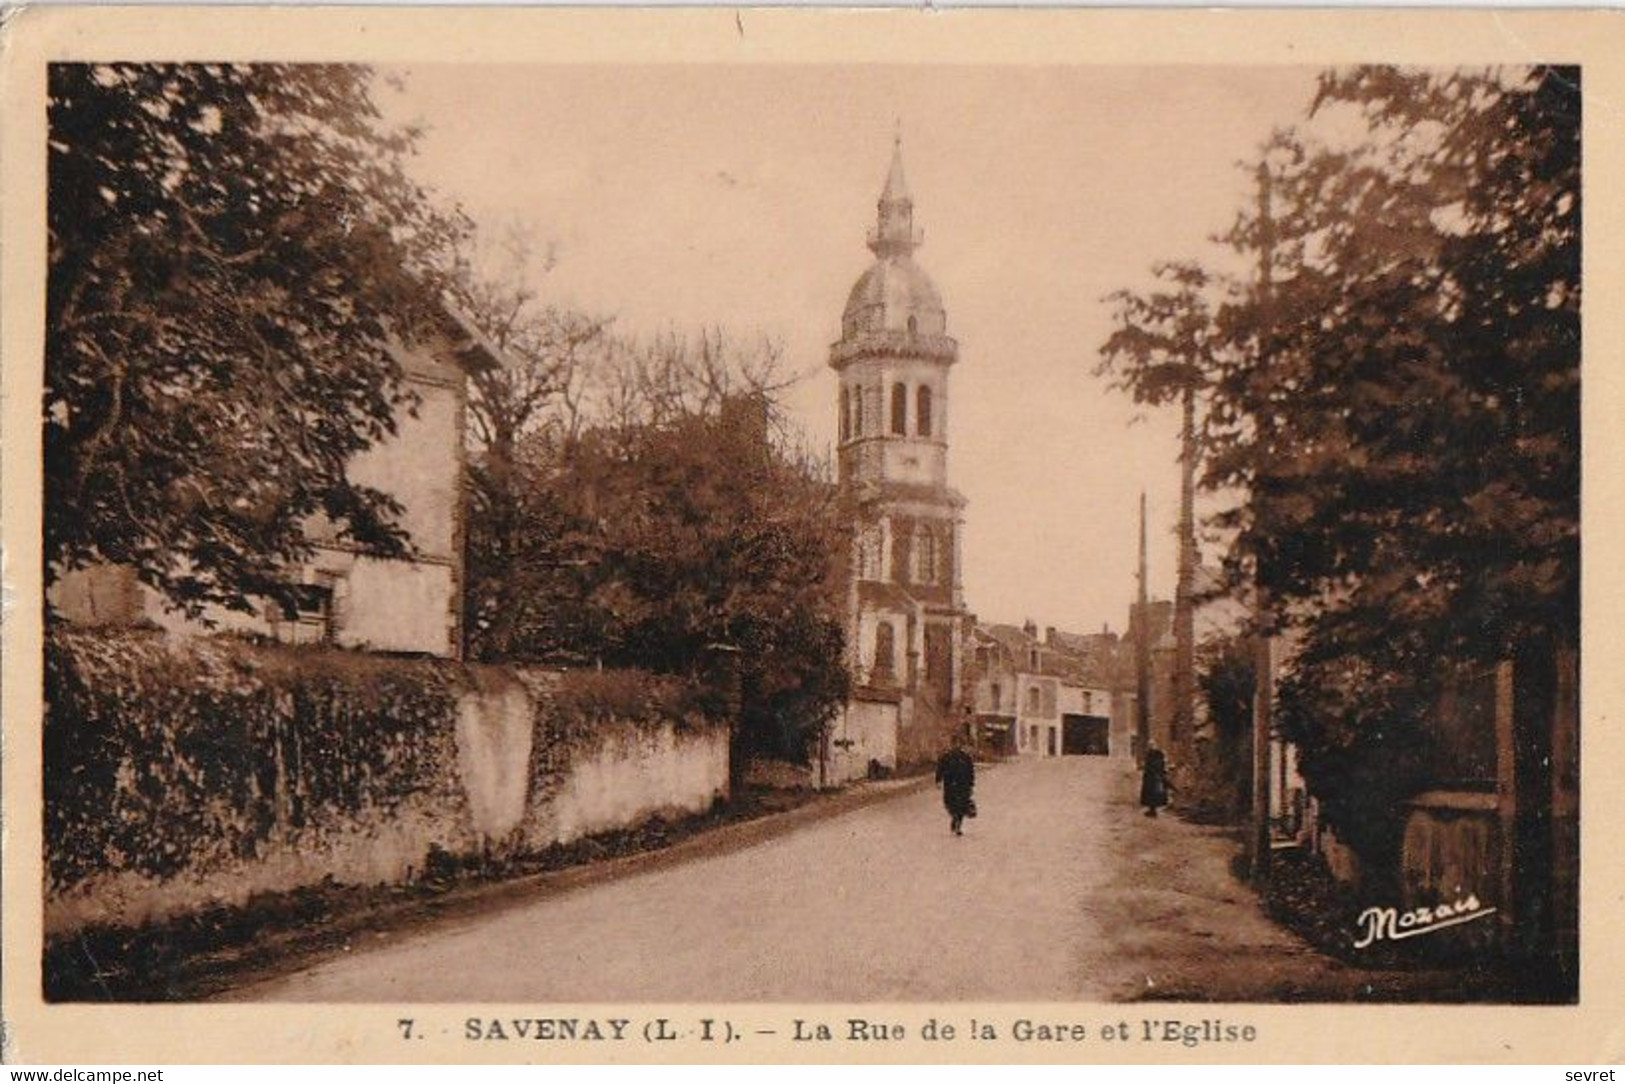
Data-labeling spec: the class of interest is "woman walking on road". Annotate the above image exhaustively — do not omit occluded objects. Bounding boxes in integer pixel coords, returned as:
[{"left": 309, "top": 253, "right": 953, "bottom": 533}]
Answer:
[
  {"left": 1141, "top": 742, "right": 1170, "bottom": 818},
  {"left": 935, "top": 736, "right": 976, "bottom": 836}
]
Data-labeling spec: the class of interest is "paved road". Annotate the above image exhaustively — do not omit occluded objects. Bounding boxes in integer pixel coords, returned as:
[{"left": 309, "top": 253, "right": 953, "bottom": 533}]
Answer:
[{"left": 227, "top": 757, "right": 1338, "bottom": 1002}]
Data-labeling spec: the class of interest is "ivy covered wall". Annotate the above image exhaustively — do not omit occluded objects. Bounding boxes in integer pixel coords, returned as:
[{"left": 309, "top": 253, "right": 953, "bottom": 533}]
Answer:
[{"left": 44, "top": 628, "right": 728, "bottom": 935}]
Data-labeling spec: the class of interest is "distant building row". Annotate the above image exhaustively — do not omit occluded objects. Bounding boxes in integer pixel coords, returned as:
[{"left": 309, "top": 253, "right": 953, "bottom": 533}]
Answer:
[{"left": 970, "top": 621, "right": 1122, "bottom": 758}]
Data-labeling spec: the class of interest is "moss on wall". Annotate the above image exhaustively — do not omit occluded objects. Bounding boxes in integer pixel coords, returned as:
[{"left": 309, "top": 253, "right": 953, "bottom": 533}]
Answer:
[
  {"left": 45, "top": 628, "right": 468, "bottom": 890},
  {"left": 44, "top": 627, "right": 726, "bottom": 931}
]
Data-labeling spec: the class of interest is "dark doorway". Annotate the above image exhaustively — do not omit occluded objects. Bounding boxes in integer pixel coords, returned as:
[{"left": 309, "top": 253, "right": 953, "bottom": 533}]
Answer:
[{"left": 1062, "top": 714, "right": 1110, "bottom": 756}]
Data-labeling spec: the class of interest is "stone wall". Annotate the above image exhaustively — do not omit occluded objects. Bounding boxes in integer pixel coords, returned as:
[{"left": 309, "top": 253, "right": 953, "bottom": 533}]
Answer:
[
  {"left": 44, "top": 629, "right": 728, "bottom": 937},
  {"left": 528, "top": 721, "right": 731, "bottom": 848}
]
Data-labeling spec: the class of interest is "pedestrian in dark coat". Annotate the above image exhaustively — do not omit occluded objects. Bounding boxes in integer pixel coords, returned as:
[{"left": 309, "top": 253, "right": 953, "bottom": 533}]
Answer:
[
  {"left": 935, "top": 737, "right": 976, "bottom": 836},
  {"left": 1141, "top": 743, "right": 1170, "bottom": 818}
]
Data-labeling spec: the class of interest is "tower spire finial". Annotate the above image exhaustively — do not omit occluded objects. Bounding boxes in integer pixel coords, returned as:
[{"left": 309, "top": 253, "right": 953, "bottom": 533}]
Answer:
[
  {"left": 881, "top": 130, "right": 910, "bottom": 205},
  {"left": 870, "top": 132, "right": 919, "bottom": 257}
]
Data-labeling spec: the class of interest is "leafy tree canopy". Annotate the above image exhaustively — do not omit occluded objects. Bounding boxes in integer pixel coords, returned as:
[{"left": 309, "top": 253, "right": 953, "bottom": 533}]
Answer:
[
  {"left": 1099, "top": 261, "right": 1218, "bottom": 408},
  {"left": 459, "top": 324, "right": 850, "bottom": 762},
  {"left": 1208, "top": 66, "right": 1579, "bottom": 668},
  {"left": 47, "top": 63, "right": 468, "bottom": 617},
  {"left": 1098, "top": 65, "right": 1579, "bottom": 858}
]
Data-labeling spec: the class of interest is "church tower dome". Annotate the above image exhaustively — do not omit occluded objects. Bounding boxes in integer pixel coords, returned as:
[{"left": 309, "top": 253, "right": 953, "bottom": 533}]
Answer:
[
  {"left": 840, "top": 136, "right": 948, "bottom": 340},
  {"left": 831, "top": 135, "right": 961, "bottom": 491}
]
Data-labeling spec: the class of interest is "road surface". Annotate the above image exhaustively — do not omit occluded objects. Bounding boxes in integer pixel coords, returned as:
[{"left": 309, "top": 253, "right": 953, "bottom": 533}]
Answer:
[{"left": 226, "top": 756, "right": 1341, "bottom": 1001}]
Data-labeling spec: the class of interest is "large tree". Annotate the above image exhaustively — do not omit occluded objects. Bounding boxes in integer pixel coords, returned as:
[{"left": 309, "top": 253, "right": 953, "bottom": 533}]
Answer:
[
  {"left": 1099, "top": 261, "right": 1220, "bottom": 766},
  {"left": 47, "top": 63, "right": 466, "bottom": 617},
  {"left": 462, "top": 328, "right": 851, "bottom": 762},
  {"left": 1207, "top": 66, "right": 1579, "bottom": 667},
  {"left": 581, "top": 393, "right": 850, "bottom": 761},
  {"left": 1099, "top": 66, "right": 1579, "bottom": 863},
  {"left": 1221, "top": 66, "right": 1578, "bottom": 863},
  {"left": 451, "top": 228, "right": 613, "bottom": 661}
]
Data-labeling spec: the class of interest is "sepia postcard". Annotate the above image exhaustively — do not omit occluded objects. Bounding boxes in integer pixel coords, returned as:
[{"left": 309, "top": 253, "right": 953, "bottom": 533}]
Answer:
[{"left": 3, "top": 4, "right": 1624, "bottom": 1065}]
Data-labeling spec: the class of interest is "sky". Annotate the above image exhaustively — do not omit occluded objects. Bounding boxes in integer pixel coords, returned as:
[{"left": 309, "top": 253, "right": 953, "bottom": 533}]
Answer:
[{"left": 377, "top": 64, "right": 1324, "bottom": 634}]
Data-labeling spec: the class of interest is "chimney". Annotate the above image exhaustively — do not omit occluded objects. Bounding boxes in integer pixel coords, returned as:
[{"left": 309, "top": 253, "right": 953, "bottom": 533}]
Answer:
[
  {"left": 1045, "top": 626, "right": 1057, "bottom": 645},
  {"left": 1023, "top": 618, "right": 1038, "bottom": 640}
]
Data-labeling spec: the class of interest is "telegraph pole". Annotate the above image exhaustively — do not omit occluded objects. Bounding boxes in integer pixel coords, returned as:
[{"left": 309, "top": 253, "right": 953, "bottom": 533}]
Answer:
[
  {"left": 1135, "top": 490, "right": 1152, "bottom": 766},
  {"left": 1249, "top": 159, "right": 1277, "bottom": 887},
  {"left": 1173, "top": 382, "right": 1198, "bottom": 775}
]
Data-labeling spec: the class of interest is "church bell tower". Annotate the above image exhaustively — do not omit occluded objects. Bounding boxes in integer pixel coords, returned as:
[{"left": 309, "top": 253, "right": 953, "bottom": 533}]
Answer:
[{"left": 830, "top": 136, "right": 970, "bottom": 762}]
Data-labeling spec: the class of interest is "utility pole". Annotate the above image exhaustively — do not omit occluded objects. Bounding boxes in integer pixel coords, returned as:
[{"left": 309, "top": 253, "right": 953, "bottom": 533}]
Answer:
[
  {"left": 1173, "top": 382, "right": 1198, "bottom": 778},
  {"left": 1135, "top": 490, "right": 1152, "bottom": 767},
  {"left": 1250, "top": 159, "right": 1277, "bottom": 887}
]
